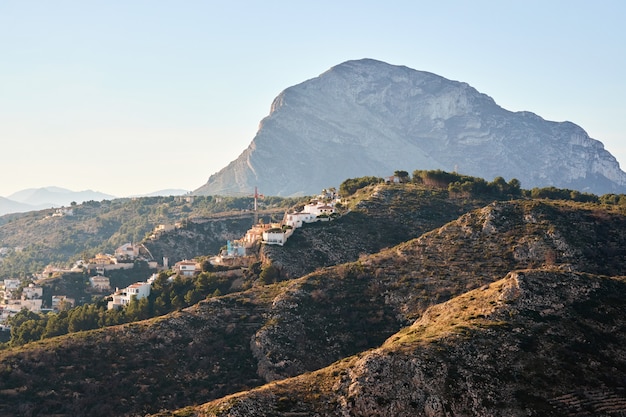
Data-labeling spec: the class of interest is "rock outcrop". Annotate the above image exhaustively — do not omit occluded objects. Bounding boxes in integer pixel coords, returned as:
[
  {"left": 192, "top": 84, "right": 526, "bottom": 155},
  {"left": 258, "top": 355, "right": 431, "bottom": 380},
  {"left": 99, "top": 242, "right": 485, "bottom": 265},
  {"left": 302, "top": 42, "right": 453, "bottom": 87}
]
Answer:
[
  {"left": 247, "top": 199, "right": 626, "bottom": 383},
  {"left": 184, "top": 270, "right": 626, "bottom": 417},
  {"left": 195, "top": 59, "right": 626, "bottom": 197},
  {"left": 3, "top": 186, "right": 626, "bottom": 417}
]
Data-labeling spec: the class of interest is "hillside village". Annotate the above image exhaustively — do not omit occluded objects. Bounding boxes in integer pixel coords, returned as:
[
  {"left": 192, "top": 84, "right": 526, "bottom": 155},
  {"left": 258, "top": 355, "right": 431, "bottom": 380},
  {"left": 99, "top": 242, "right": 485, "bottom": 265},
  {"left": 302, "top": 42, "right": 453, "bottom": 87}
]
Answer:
[
  {"left": 0, "top": 190, "right": 340, "bottom": 335},
  {"left": 2, "top": 174, "right": 626, "bottom": 416},
  {"left": 210, "top": 191, "right": 338, "bottom": 266}
]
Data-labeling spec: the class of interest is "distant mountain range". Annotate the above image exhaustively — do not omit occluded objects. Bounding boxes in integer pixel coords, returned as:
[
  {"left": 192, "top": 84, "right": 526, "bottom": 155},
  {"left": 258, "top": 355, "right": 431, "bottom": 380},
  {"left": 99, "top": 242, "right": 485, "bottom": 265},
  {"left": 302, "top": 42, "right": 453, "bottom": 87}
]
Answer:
[
  {"left": 7, "top": 187, "right": 115, "bottom": 207},
  {"left": 0, "top": 187, "right": 189, "bottom": 216},
  {"left": 132, "top": 189, "right": 190, "bottom": 198},
  {"left": 195, "top": 58, "right": 626, "bottom": 197}
]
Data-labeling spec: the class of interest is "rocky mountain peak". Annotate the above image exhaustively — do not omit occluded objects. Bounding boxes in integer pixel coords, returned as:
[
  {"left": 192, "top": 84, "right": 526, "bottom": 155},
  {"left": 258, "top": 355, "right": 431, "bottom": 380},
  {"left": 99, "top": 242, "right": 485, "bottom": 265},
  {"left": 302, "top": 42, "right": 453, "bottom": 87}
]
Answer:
[{"left": 195, "top": 58, "right": 626, "bottom": 197}]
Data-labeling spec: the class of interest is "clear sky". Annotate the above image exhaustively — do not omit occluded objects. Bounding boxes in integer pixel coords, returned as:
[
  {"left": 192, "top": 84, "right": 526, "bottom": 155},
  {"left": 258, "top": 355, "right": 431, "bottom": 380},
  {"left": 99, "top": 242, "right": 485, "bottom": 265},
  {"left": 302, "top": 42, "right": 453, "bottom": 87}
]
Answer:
[{"left": 1, "top": 1, "right": 625, "bottom": 198}]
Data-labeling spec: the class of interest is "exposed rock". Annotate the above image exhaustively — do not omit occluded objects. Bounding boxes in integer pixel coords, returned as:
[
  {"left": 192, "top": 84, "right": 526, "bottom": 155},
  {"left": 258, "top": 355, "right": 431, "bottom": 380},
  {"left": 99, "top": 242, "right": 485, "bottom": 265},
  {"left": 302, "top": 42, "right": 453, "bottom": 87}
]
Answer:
[
  {"left": 195, "top": 59, "right": 626, "bottom": 197},
  {"left": 3, "top": 190, "right": 626, "bottom": 417},
  {"left": 191, "top": 270, "right": 626, "bottom": 417},
  {"left": 144, "top": 213, "right": 265, "bottom": 263},
  {"left": 260, "top": 183, "right": 487, "bottom": 279},
  {"left": 248, "top": 199, "right": 626, "bottom": 383}
]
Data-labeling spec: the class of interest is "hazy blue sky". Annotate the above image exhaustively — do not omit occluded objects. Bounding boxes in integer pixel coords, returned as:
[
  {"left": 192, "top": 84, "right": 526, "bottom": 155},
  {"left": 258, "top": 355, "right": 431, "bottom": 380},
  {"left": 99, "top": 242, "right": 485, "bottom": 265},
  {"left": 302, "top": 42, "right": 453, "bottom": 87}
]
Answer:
[{"left": 1, "top": 1, "right": 624, "bottom": 197}]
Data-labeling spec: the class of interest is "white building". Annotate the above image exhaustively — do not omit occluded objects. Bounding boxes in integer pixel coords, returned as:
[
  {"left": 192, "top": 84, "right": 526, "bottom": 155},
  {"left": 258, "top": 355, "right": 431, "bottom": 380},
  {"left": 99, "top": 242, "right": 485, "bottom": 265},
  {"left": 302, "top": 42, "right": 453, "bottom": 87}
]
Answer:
[
  {"left": 284, "top": 212, "right": 317, "bottom": 229},
  {"left": 2, "top": 279, "right": 21, "bottom": 301},
  {"left": 22, "top": 284, "right": 43, "bottom": 300},
  {"left": 174, "top": 260, "right": 200, "bottom": 277},
  {"left": 7, "top": 299, "right": 43, "bottom": 313},
  {"left": 302, "top": 202, "right": 335, "bottom": 217},
  {"left": 89, "top": 275, "right": 111, "bottom": 291},
  {"left": 52, "top": 207, "right": 74, "bottom": 217},
  {"left": 51, "top": 295, "right": 75, "bottom": 311},
  {"left": 115, "top": 243, "right": 140, "bottom": 260},
  {"left": 262, "top": 227, "right": 294, "bottom": 246},
  {"left": 126, "top": 282, "right": 151, "bottom": 299},
  {"left": 107, "top": 282, "right": 151, "bottom": 310},
  {"left": 3, "top": 279, "right": 20, "bottom": 291},
  {"left": 0, "top": 306, "right": 13, "bottom": 328}
]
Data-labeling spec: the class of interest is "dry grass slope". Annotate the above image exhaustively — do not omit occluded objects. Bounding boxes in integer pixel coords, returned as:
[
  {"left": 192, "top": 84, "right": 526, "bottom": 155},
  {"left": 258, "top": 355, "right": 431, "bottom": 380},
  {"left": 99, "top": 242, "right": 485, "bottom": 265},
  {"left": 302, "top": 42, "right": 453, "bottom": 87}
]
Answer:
[{"left": 2, "top": 185, "right": 626, "bottom": 417}]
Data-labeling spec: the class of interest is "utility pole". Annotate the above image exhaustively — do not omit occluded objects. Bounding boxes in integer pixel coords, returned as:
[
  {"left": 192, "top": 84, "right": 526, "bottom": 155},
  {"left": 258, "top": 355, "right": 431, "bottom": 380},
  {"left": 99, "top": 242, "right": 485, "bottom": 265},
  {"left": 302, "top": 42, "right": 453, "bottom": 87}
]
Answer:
[{"left": 254, "top": 186, "right": 259, "bottom": 224}]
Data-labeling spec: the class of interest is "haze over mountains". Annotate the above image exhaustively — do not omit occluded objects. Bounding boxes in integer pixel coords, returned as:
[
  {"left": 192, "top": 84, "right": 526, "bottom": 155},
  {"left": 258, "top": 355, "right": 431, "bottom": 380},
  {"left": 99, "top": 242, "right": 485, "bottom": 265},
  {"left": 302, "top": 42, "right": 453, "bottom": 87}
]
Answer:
[
  {"left": 195, "top": 59, "right": 626, "bottom": 197},
  {"left": 7, "top": 187, "right": 114, "bottom": 207},
  {"left": 0, "top": 187, "right": 114, "bottom": 216},
  {"left": 0, "top": 187, "right": 190, "bottom": 216}
]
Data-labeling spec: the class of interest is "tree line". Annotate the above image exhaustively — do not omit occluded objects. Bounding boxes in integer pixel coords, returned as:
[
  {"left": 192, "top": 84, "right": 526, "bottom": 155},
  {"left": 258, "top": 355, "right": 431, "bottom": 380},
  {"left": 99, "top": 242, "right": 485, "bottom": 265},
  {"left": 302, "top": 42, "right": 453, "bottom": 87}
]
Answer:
[
  {"left": 3, "top": 269, "right": 235, "bottom": 348},
  {"left": 340, "top": 169, "right": 626, "bottom": 206}
]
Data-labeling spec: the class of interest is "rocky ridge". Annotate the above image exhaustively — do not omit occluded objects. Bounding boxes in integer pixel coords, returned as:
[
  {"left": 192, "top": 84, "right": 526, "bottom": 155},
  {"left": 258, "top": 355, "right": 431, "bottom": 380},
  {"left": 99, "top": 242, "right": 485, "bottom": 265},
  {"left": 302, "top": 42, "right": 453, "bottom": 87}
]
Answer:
[
  {"left": 195, "top": 59, "right": 626, "bottom": 196},
  {"left": 246, "top": 199, "right": 626, "bottom": 383},
  {"left": 190, "top": 270, "right": 626, "bottom": 417},
  {"left": 1, "top": 188, "right": 626, "bottom": 416},
  {"left": 260, "top": 182, "right": 487, "bottom": 279}
]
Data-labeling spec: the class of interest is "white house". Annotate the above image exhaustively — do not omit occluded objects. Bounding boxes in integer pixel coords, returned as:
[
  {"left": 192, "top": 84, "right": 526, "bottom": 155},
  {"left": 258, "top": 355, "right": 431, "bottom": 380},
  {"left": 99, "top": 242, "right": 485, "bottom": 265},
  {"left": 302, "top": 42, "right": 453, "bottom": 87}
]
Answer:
[
  {"left": 115, "top": 243, "right": 140, "bottom": 260},
  {"left": 107, "top": 282, "right": 151, "bottom": 310},
  {"left": 51, "top": 295, "right": 75, "bottom": 311},
  {"left": 2, "top": 279, "right": 20, "bottom": 301},
  {"left": 126, "top": 282, "right": 151, "bottom": 299},
  {"left": 22, "top": 284, "right": 43, "bottom": 300},
  {"left": 89, "top": 275, "right": 111, "bottom": 291},
  {"left": 2, "top": 279, "right": 20, "bottom": 291},
  {"left": 302, "top": 202, "right": 335, "bottom": 217},
  {"left": 0, "top": 306, "right": 13, "bottom": 328},
  {"left": 52, "top": 207, "right": 74, "bottom": 217},
  {"left": 262, "top": 228, "right": 290, "bottom": 246},
  {"left": 14, "top": 299, "right": 43, "bottom": 313},
  {"left": 284, "top": 212, "right": 317, "bottom": 229},
  {"left": 174, "top": 260, "right": 200, "bottom": 277}
]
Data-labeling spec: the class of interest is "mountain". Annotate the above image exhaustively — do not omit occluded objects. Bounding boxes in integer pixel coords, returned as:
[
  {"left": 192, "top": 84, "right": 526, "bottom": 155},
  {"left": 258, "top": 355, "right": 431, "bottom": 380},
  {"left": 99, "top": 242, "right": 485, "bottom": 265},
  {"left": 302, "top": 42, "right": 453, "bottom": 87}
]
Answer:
[
  {"left": 1, "top": 188, "right": 191, "bottom": 216},
  {"left": 139, "top": 189, "right": 190, "bottom": 197},
  {"left": 2, "top": 183, "right": 626, "bottom": 416},
  {"left": 194, "top": 58, "right": 626, "bottom": 197},
  {"left": 7, "top": 186, "right": 115, "bottom": 207},
  {"left": 0, "top": 196, "right": 36, "bottom": 217}
]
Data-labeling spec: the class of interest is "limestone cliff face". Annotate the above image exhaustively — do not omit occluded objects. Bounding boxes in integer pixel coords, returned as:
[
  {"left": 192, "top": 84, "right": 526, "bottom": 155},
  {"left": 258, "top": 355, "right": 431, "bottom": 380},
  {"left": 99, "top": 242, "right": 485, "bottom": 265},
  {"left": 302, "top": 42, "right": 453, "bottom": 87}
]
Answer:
[{"left": 195, "top": 58, "right": 626, "bottom": 196}]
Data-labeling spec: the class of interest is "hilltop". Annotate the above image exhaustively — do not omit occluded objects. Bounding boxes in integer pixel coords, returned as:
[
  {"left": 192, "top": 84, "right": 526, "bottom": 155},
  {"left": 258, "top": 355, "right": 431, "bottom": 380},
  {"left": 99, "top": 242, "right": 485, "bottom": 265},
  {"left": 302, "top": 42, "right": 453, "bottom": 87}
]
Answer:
[{"left": 260, "top": 182, "right": 488, "bottom": 279}]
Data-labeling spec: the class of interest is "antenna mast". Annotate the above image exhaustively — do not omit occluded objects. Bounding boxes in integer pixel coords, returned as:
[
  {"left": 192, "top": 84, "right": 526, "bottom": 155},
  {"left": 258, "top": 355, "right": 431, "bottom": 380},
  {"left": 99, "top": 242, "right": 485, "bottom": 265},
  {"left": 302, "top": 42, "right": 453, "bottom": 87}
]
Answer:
[{"left": 254, "top": 186, "right": 259, "bottom": 224}]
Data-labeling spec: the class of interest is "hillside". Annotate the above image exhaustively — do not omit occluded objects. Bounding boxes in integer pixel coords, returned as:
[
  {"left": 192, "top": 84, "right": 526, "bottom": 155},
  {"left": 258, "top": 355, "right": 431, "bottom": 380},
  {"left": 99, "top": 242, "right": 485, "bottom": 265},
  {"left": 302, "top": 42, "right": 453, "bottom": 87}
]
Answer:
[
  {"left": 0, "top": 196, "right": 35, "bottom": 217},
  {"left": 195, "top": 59, "right": 626, "bottom": 196},
  {"left": 179, "top": 270, "right": 626, "bottom": 417},
  {"left": 261, "top": 182, "right": 489, "bottom": 279},
  {"left": 0, "top": 195, "right": 300, "bottom": 279},
  {"left": 1, "top": 192, "right": 625, "bottom": 416},
  {"left": 143, "top": 210, "right": 284, "bottom": 265}
]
